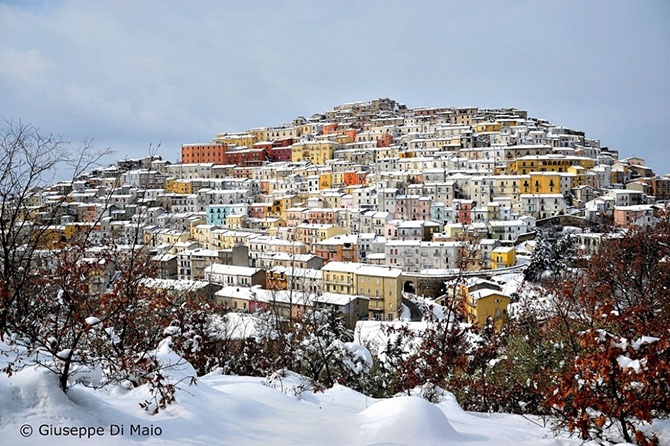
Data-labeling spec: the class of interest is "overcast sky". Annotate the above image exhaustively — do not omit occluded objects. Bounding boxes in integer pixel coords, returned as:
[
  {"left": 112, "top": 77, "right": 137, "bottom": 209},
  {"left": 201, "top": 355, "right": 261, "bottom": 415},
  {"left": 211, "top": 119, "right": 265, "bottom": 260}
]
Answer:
[{"left": 1, "top": 0, "right": 669, "bottom": 175}]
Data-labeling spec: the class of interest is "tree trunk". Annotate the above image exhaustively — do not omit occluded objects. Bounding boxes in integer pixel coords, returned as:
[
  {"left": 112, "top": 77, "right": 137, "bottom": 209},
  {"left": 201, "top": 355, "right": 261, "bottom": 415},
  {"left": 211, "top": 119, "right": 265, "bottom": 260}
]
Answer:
[
  {"left": 60, "top": 355, "right": 71, "bottom": 392},
  {"left": 618, "top": 412, "right": 632, "bottom": 444}
]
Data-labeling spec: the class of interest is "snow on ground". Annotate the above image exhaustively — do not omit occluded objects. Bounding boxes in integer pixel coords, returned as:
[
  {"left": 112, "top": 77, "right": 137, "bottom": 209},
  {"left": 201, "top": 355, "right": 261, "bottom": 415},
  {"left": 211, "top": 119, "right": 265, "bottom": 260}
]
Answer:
[
  {"left": 0, "top": 363, "right": 606, "bottom": 446},
  {"left": 354, "top": 320, "right": 428, "bottom": 355},
  {"left": 2, "top": 331, "right": 666, "bottom": 446},
  {"left": 496, "top": 272, "right": 525, "bottom": 296},
  {"left": 399, "top": 303, "right": 411, "bottom": 321},
  {"left": 209, "top": 312, "right": 261, "bottom": 340}
]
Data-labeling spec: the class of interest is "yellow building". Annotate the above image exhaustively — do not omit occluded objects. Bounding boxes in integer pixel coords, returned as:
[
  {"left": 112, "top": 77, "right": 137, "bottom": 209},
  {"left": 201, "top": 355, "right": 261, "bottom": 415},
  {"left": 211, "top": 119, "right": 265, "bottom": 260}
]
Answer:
[
  {"left": 504, "top": 155, "right": 595, "bottom": 175},
  {"left": 142, "top": 226, "right": 157, "bottom": 246},
  {"left": 212, "top": 230, "right": 238, "bottom": 250},
  {"left": 473, "top": 122, "right": 502, "bottom": 133},
  {"left": 442, "top": 223, "right": 465, "bottom": 240},
  {"left": 210, "top": 229, "right": 259, "bottom": 250},
  {"left": 320, "top": 225, "right": 348, "bottom": 240},
  {"left": 295, "top": 123, "right": 312, "bottom": 138},
  {"left": 527, "top": 172, "right": 562, "bottom": 194},
  {"left": 334, "top": 133, "right": 354, "bottom": 144},
  {"left": 191, "top": 224, "right": 218, "bottom": 249},
  {"left": 331, "top": 171, "right": 345, "bottom": 188},
  {"left": 265, "top": 126, "right": 298, "bottom": 141},
  {"left": 491, "top": 246, "right": 517, "bottom": 269},
  {"left": 37, "top": 225, "right": 65, "bottom": 249},
  {"left": 154, "top": 229, "right": 190, "bottom": 247},
  {"left": 248, "top": 128, "right": 268, "bottom": 142},
  {"left": 322, "top": 262, "right": 357, "bottom": 295},
  {"left": 213, "top": 132, "right": 257, "bottom": 148},
  {"left": 247, "top": 217, "right": 286, "bottom": 232},
  {"left": 63, "top": 222, "right": 96, "bottom": 242},
  {"left": 376, "top": 146, "right": 399, "bottom": 159},
  {"left": 165, "top": 178, "right": 192, "bottom": 194},
  {"left": 164, "top": 178, "right": 176, "bottom": 193},
  {"left": 319, "top": 172, "right": 333, "bottom": 190},
  {"left": 291, "top": 141, "right": 339, "bottom": 165},
  {"left": 465, "top": 289, "right": 510, "bottom": 330},
  {"left": 321, "top": 262, "right": 403, "bottom": 321},
  {"left": 225, "top": 214, "right": 246, "bottom": 229},
  {"left": 27, "top": 192, "right": 42, "bottom": 208},
  {"left": 356, "top": 265, "right": 403, "bottom": 321},
  {"left": 567, "top": 165, "right": 586, "bottom": 188}
]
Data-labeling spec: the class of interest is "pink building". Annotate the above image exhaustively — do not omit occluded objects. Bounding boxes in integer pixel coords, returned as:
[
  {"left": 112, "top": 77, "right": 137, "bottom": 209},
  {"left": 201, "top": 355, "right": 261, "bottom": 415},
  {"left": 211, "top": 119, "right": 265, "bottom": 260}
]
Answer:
[
  {"left": 453, "top": 199, "right": 474, "bottom": 225},
  {"left": 613, "top": 205, "right": 656, "bottom": 228},
  {"left": 248, "top": 203, "right": 272, "bottom": 219},
  {"left": 304, "top": 209, "right": 338, "bottom": 225}
]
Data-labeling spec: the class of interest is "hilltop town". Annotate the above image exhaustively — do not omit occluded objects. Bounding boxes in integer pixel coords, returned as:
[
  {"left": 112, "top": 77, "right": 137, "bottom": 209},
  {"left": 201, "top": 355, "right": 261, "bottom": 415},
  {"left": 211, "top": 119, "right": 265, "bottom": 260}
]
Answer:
[
  {"left": 28, "top": 98, "right": 670, "bottom": 327},
  {"left": 3, "top": 99, "right": 670, "bottom": 446}
]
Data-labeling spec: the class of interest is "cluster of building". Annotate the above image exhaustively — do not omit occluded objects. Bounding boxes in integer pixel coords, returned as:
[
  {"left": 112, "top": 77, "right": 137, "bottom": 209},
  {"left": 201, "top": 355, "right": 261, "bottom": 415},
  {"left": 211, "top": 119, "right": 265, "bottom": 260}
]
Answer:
[{"left": 27, "top": 98, "right": 670, "bottom": 328}]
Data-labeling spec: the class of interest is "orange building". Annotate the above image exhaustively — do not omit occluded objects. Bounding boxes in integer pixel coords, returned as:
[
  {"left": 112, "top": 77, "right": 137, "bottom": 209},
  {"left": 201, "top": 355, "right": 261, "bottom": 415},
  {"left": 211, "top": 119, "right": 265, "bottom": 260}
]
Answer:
[
  {"left": 376, "top": 134, "right": 393, "bottom": 147},
  {"left": 343, "top": 128, "right": 357, "bottom": 141},
  {"left": 343, "top": 171, "right": 367, "bottom": 186},
  {"left": 181, "top": 143, "right": 228, "bottom": 164},
  {"left": 322, "top": 123, "right": 339, "bottom": 134}
]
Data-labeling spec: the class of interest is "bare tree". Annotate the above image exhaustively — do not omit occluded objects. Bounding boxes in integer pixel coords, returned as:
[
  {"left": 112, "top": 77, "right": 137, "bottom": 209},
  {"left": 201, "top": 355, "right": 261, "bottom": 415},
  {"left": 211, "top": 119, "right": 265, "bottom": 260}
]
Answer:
[{"left": 0, "top": 120, "right": 111, "bottom": 338}]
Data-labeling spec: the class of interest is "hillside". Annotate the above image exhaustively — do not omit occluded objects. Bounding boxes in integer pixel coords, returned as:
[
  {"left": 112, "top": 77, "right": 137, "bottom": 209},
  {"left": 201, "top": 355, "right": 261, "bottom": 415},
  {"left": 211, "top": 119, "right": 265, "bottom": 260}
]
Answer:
[{"left": 4, "top": 349, "right": 655, "bottom": 446}]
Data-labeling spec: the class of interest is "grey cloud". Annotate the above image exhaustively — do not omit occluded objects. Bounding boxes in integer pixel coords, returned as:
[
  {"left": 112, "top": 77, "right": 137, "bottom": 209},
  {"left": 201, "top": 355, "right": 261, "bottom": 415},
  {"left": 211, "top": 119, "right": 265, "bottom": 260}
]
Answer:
[{"left": 0, "top": 0, "right": 668, "bottom": 173}]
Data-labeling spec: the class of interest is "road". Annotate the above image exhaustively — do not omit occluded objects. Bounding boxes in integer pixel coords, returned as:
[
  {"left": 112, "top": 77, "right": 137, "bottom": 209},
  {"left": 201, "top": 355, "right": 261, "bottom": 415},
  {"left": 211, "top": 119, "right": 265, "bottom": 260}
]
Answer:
[{"left": 402, "top": 297, "right": 423, "bottom": 321}]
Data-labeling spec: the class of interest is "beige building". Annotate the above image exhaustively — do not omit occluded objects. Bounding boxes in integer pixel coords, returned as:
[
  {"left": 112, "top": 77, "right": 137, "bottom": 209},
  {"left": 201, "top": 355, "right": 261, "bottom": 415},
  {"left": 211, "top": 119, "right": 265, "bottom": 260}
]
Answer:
[{"left": 322, "top": 262, "right": 403, "bottom": 321}]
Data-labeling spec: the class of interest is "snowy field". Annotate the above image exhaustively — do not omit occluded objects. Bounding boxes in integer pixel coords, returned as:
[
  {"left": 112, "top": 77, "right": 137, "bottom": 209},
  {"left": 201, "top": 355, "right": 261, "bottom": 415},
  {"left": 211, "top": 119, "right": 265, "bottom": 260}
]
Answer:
[
  {"left": 2, "top": 334, "right": 667, "bottom": 446},
  {"left": 0, "top": 367, "right": 582, "bottom": 446},
  {"left": 3, "top": 362, "right": 651, "bottom": 446}
]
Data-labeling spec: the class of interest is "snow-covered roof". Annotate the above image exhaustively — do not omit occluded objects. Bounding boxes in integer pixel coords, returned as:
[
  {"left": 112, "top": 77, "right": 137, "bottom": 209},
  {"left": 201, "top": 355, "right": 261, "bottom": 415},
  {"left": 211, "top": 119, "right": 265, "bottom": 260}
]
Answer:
[
  {"left": 322, "top": 262, "right": 403, "bottom": 278},
  {"left": 492, "top": 246, "right": 515, "bottom": 254},
  {"left": 214, "top": 285, "right": 366, "bottom": 307},
  {"left": 204, "top": 264, "right": 262, "bottom": 276},
  {"left": 270, "top": 265, "right": 323, "bottom": 280},
  {"left": 468, "top": 289, "right": 510, "bottom": 301},
  {"left": 141, "top": 278, "right": 211, "bottom": 292}
]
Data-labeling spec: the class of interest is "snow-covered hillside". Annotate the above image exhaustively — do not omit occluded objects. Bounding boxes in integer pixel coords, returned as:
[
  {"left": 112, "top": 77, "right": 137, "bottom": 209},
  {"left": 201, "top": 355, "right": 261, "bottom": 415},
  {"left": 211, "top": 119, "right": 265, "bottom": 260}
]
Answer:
[
  {"left": 3, "top": 330, "right": 669, "bottom": 446},
  {"left": 3, "top": 360, "right": 657, "bottom": 446}
]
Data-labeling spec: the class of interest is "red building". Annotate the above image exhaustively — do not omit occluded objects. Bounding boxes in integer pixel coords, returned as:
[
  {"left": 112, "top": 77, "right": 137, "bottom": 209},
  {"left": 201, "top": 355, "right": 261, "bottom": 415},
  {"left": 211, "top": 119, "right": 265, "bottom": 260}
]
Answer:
[
  {"left": 181, "top": 143, "right": 228, "bottom": 164},
  {"left": 343, "top": 171, "right": 367, "bottom": 186},
  {"left": 273, "top": 138, "right": 293, "bottom": 147},
  {"left": 253, "top": 141, "right": 274, "bottom": 152},
  {"left": 222, "top": 148, "right": 267, "bottom": 167},
  {"left": 270, "top": 145, "right": 292, "bottom": 162},
  {"left": 376, "top": 134, "right": 394, "bottom": 147}
]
